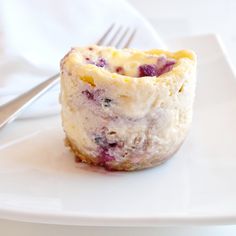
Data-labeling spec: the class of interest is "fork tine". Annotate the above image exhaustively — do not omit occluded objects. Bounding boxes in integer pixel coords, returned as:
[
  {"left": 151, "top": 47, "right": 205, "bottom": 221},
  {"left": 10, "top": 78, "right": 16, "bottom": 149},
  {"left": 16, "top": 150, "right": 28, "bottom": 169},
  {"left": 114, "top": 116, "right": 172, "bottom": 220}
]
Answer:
[
  {"left": 115, "top": 27, "right": 130, "bottom": 48},
  {"left": 123, "top": 28, "right": 137, "bottom": 48},
  {"left": 96, "top": 23, "right": 115, "bottom": 45},
  {"left": 96, "top": 24, "right": 135, "bottom": 48},
  {"left": 106, "top": 25, "right": 123, "bottom": 46}
]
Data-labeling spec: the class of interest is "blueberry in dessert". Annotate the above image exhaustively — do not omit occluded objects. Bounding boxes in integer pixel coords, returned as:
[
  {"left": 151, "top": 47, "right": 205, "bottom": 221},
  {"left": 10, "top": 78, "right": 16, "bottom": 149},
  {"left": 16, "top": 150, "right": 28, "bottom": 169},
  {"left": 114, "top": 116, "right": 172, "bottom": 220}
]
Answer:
[{"left": 60, "top": 45, "right": 197, "bottom": 171}]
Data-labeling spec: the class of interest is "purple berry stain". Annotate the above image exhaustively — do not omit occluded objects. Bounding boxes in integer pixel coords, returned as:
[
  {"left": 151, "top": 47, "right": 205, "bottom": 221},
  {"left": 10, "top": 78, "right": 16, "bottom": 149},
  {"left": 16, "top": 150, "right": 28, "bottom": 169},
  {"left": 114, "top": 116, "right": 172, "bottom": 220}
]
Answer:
[
  {"left": 82, "top": 90, "right": 94, "bottom": 100},
  {"left": 96, "top": 58, "right": 107, "bottom": 67},
  {"left": 138, "top": 64, "right": 157, "bottom": 77},
  {"left": 99, "top": 147, "right": 115, "bottom": 164},
  {"left": 82, "top": 89, "right": 105, "bottom": 103},
  {"left": 138, "top": 58, "right": 176, "bottom": 77},
  {"left": 157, "top": 60, "right": 176, "bottom": 76},
  {"left": 85, "top": 56, "right": 107, "bottom": 68},
  {"left": 94, "top": 130, "right": 119, "bottom": 165}
]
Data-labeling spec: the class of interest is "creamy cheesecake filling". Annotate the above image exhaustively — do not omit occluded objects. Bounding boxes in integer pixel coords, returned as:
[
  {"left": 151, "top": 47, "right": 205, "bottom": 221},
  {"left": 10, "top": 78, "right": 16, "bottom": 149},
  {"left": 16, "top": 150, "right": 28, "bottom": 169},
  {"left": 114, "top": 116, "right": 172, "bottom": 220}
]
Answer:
[
  {"left": 78, "top": 46, "right": 176, "bottom": 78},
  {"left": 60, "top": 45, "right": 196, "bottom": 171}
]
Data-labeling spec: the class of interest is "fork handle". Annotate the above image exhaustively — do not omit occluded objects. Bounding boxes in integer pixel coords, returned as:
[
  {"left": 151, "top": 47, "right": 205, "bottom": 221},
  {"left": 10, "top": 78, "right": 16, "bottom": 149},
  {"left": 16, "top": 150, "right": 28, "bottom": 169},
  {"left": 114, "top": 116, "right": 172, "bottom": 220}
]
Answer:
[{"left": 0, "top": 73, "right": 60, "bottom": 129}]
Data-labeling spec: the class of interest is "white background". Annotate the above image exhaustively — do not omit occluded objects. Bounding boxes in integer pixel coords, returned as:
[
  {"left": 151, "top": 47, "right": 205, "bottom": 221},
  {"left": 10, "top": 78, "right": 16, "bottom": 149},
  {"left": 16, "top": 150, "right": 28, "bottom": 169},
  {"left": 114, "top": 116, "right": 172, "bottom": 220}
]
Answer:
[{"left": 128, "top": 0, "right": 236, "bottom": 67}]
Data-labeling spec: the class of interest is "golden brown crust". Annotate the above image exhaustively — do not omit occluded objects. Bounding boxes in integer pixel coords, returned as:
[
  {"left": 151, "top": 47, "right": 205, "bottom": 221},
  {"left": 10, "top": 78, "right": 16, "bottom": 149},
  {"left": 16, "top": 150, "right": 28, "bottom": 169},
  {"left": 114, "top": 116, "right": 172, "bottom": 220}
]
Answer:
[{"left": 65, "top": 136, "right": 182, "bottom": 171}]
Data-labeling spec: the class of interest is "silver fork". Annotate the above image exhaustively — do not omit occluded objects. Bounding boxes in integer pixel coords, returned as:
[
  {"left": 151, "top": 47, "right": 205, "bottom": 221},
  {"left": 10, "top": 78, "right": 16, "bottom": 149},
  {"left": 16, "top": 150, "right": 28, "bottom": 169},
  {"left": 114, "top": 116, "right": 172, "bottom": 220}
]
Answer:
[{"left": 0, "top": 24, "right": 136, "bottom": 129}]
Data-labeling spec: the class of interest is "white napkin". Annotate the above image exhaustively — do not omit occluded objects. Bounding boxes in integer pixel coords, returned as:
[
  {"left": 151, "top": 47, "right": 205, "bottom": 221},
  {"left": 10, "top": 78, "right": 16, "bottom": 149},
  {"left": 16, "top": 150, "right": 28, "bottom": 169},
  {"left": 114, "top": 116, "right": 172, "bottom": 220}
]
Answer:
[{"left": 0, "top": 0, "right": 165, "bottom": 118}]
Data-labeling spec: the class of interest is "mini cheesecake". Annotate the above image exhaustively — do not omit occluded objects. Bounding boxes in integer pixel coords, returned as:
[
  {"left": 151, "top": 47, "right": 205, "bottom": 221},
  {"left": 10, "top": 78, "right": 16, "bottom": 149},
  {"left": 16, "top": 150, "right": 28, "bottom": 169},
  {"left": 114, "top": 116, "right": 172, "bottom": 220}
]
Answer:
[{"left": 60, "top": 45, "right": 196, "bottom": 171}]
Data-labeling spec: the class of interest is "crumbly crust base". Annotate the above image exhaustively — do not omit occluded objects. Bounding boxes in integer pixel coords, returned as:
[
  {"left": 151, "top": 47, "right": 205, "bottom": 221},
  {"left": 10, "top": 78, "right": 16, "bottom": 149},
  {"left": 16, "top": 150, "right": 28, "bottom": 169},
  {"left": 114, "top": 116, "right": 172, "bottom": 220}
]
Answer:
[{"left": 65, "top": 136, "right": 182, "bottom": 171}]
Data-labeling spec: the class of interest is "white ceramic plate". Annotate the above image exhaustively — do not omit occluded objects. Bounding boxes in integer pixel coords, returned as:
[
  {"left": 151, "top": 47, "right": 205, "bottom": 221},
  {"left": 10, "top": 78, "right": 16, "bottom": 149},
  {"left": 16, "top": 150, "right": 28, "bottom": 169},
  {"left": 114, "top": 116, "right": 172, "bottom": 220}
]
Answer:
[{"left": 0, "top": 34, "right": 236, "bottom": 226}]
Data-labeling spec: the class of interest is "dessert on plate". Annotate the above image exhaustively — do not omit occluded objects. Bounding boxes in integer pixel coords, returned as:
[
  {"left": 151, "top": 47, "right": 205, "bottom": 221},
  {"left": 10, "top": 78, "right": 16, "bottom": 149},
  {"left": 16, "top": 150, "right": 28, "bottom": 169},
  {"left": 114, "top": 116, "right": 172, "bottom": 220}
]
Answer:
[{"left": 60, "top": 45, "right": 197, "bottom": 171}]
